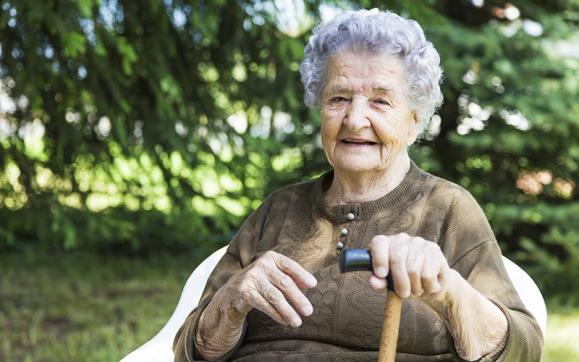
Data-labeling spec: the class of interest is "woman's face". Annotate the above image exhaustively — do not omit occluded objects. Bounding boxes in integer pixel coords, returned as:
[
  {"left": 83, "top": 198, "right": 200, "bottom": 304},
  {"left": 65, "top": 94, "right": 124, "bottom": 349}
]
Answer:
[{"left": 320, "top": 51, "right": 419, "bottom": 176}]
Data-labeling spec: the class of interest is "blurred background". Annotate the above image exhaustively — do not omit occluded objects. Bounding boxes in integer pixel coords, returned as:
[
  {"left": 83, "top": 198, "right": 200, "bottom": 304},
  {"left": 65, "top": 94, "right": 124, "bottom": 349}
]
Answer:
[{"left": 0, "top": 0, "right": 578, "bottom": 360}]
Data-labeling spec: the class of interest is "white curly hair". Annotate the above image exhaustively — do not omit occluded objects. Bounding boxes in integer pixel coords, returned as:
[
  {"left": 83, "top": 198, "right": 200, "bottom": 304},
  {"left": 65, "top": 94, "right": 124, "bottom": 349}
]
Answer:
[{"left": 299, "top": 8, "right": 444, "bottom": 131}]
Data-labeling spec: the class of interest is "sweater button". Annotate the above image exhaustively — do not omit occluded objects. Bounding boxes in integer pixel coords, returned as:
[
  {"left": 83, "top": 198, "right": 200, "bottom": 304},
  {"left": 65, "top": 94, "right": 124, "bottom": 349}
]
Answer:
[
  {"left": 346, "top": 212, "right": 355, "bottom": 221},
  {"left": 340, "top": 228, "right": 348, "bottom": 236},
  {"left": 336, "top": 241, "right": 344, "bottom": 250}
]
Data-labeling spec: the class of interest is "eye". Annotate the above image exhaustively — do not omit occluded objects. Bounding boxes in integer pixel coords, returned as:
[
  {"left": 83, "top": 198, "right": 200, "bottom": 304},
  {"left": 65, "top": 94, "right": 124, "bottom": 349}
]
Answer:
[
  {"left": 373, "top": 98, "right": 390, "bottom": 106},
  {"left": 329, "top": 96, "right": 350, "bottom": 104}
]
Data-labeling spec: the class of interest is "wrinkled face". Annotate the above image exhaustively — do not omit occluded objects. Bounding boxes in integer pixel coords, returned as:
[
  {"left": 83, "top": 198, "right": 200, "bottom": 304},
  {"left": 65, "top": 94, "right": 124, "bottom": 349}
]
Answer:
[{"left": 320, "top": 51, "right": 419, "bottom": 176}]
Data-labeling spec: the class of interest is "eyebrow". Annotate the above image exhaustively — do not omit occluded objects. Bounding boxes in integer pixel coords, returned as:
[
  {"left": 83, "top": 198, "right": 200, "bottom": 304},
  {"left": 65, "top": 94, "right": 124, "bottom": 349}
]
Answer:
[
  {"left": 324, "top": 83, "right": 394, "bottom": 96},
  {"left": 373, "top": 86, "right": 393, "bottom": 94}
]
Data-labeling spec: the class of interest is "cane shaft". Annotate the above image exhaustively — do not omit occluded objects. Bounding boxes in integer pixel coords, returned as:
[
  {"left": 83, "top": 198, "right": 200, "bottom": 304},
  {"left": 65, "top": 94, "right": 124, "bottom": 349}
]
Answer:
[{"left": 378, "top": 291, "right": 402, "bottom": 362}]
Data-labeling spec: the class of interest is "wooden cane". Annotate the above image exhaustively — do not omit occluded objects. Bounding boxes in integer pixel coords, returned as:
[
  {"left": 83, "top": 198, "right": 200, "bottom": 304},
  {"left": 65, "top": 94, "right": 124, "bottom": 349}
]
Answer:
[
  {"left": 379, "top": 290, "right": 402, "bottom": 362},
  {"left": 340, "top": 248, "right": 402, "bottom": 362}
]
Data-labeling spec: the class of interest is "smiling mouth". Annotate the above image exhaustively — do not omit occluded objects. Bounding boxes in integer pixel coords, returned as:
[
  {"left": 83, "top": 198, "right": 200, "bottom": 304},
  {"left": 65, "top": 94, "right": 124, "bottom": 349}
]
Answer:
[{"left": 341, "top": 139, "right": 378, "bottom": 145}]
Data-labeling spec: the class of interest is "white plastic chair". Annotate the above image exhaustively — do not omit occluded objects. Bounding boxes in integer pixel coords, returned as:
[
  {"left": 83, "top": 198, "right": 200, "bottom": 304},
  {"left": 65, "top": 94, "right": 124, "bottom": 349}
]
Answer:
[
  {"left": 121, "top": 247, "right": 228, "bottom": 362},
  {"left": 121, "top": 246, "right": 547, "bottom": 362}
]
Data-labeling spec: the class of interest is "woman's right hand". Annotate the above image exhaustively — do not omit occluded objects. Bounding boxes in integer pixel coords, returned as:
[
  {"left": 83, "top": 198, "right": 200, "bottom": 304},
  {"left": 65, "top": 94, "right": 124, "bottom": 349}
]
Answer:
[
  {"left": 195, "top": 251, "right": 317, "bottom": 359},
  {"left": 220, "top": 250, "right": 317, "bottom": 327}
]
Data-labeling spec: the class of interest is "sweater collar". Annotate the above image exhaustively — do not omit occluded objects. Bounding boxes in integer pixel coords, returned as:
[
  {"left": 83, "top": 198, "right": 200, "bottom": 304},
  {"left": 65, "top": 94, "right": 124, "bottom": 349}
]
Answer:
[{"left": 312, "top": 161, "right": 424, "bottom": 222}]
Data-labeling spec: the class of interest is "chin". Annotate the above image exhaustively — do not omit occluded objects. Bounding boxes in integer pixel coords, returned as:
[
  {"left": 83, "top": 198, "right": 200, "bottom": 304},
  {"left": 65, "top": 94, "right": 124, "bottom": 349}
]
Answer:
[
  {"left": 333, "top": 155, "right": 384, "bottom": 173},
  {"left": 335, "top": 163, "right": 384, "bottom": 174}
]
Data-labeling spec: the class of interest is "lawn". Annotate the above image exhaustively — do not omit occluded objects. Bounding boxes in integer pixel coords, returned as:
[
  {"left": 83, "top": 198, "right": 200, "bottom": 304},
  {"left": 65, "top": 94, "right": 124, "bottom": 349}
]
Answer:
[
  {"left": 544, "top": 304, "right": 579, "bottom": 361},
  {"left": 1, "top": 251, "right": 577, "bottom": 361},
  {"left": 0, "top": 250, "right": 197, "bottom": 362}
]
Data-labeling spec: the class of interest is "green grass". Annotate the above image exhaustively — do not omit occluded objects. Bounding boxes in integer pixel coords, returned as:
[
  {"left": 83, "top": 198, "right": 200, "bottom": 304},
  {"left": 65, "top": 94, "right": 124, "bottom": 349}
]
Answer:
[
  {"left": 1, "top": 251, "right": 578, "bottom": 361},
  {"left": 543, "top": 304, "right": 579, "bottom": 362},
  {"left": 0, "top": 250, "right": 199, "bottom": 362}
]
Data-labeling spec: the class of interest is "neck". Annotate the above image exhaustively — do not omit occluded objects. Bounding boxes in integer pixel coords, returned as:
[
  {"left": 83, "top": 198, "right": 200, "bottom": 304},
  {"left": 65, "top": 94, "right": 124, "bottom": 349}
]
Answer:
[{"left": 326, "top": 153, "right": 411, "bottom": 205}]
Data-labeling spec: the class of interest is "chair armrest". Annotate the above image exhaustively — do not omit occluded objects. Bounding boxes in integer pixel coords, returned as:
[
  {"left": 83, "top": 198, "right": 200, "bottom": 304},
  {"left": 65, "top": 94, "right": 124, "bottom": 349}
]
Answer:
[{"left": 121, "top": 246, "right": 229, "bottom": 362}]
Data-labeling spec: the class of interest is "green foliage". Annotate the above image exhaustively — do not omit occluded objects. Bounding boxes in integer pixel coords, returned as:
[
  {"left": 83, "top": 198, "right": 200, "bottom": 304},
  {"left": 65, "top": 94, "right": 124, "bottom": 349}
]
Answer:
[{"left": 0, "top": 0, "right": 578, "bottom": 291}]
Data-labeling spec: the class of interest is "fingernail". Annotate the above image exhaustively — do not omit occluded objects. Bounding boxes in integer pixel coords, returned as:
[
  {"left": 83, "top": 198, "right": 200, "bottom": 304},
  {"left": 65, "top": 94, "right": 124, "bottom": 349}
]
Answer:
[
  {"left": 303, "top": 304, "right": 313, "bottom": 316},
  {"left": 309, "top": 277, "right": 317, "bottom": 287},
  {"left": 375, "top": 267, "right": 387, "bottom": 278},
  {"left": 292, "top": 317, "right": 302, "bottom": 328}
]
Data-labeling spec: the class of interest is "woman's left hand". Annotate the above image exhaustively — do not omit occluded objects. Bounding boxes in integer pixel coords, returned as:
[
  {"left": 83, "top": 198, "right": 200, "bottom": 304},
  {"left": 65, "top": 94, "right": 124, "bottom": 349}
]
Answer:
[
  {"left": 369, "top": 233, "right": 509, "bottom": 360},
  {"left": 368, "top": 233, "right": 452, "bottom": 300}
]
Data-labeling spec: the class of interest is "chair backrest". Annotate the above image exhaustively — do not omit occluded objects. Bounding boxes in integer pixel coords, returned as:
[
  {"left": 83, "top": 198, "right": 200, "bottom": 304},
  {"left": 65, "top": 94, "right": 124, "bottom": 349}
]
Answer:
[
  {"left": 121, "top": 246, "right": 546, "bottom": 362},
  {"left": 166, "top": 247, "right": 229, "bottom": 333},
  {"left": 501, "top": 257, "right": 547, "bottom": 335},
  {"left": 120, "top": 247, "right": 228, "bottom": 362}
]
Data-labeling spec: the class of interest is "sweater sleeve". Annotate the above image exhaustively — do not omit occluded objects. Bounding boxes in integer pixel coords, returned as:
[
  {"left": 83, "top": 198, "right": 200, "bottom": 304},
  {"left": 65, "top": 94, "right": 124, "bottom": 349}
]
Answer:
[
  {"left": 172, "top": 195, "right": 274, "bottom": 362},
  {"left": 449, "top": 240, "right": 544, "bottom": 362},
  {"left": 439, "top": 190, "right": 544, "bottom": 361}
]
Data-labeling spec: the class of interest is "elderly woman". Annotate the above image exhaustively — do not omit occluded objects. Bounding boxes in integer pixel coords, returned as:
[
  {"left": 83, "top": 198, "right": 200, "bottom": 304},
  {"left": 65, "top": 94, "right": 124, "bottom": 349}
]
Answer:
[{"left": 174, "top": 9, "right": 543, "bottom": 362}]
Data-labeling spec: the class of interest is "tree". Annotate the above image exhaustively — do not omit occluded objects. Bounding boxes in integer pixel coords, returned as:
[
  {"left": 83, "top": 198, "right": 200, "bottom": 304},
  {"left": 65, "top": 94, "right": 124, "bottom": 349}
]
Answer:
[{"left": 1, "top": 0, "right": 578, "bottom": 293}]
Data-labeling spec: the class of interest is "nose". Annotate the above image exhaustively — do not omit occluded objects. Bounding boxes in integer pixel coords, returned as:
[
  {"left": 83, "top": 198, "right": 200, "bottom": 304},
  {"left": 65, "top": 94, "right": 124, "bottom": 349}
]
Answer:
[{"left": 343, "top": 98, "right": 371, "bottom": 132}]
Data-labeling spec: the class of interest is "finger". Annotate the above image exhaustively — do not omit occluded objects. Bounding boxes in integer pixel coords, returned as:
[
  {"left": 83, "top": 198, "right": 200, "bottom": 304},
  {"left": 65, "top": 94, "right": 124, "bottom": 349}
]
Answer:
[
  {"left": 406, "top": 241, "right": 425, "bottom": 296},
  {"left": 246, "top": 289, "right": 288, "bottom": 326},
  {"left": 369, "top": 235, "right": 390, "bottom": 278},
  {"left": 390, "top": 240, "right": 411, "bottom": 298},
  {"left": 273, "top": 253, "right": 317, "bottom": 289},
  {"left": 258, "top": 282, "right": 303, "bottom": 328},
  {"left": 369, "top": 274, "right": 387, "bottom": 290},
  {"left": 267, "top": 268, "right": 313, "bottom": 317},
  {"left": 421, "top": 248, "right": 444, "bottom": 294}
]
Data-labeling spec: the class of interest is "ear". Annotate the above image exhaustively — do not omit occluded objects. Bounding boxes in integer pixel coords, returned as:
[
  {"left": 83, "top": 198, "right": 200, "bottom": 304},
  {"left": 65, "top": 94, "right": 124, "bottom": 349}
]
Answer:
[{"left": 406, "top": 111, "right": 421, "bottom": 145}]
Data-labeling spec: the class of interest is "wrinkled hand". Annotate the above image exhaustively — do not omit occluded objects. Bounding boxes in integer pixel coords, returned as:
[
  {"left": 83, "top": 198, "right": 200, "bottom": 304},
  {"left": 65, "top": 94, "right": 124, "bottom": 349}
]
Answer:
[
  {"left": 216, "top": 251, "right": 317, "bottom": 328},
  {"left": 368, "top": 233, "right": 451, "bottom": 300}
]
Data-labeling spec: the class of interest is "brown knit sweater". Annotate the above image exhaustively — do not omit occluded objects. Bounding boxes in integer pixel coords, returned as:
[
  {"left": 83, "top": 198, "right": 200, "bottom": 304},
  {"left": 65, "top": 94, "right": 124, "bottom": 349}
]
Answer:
[{"left": 173, "top": 162, "right": 543, "bottom": 361}]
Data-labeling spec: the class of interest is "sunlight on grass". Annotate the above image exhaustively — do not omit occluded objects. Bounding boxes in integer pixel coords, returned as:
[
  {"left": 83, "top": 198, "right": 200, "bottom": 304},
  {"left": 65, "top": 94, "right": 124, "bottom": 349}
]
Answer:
[{"left": 543, "top": 306, "right": 579, "bottom": 361}]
